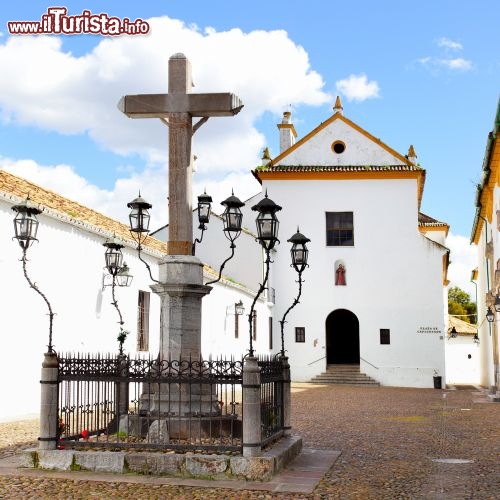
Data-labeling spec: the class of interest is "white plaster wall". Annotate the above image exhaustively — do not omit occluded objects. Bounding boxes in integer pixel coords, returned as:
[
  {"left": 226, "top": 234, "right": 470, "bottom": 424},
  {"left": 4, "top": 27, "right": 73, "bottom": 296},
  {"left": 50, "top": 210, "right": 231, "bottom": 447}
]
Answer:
[
  {"left": 276, "top": 119, "right": 404, "bottom": 167},
  {"left": 201, "top": 280, "right": 273, "bottom": 359},
  {"left": 445, "top": 337, "right": 480, "bottom": 384},
  {"left": 483, "top": 186, "right": 500, "bottom": 389},
  {"left": 263, "top": 177, "right": 447, "bottom": 387},
  {"left": 154, "top": 209, "right": 263, "bottom": 294},
  {"left": 0, "top": 200, "right": 161, "bottom": 420},
  {"left": 421, "top": 229, "right": 447, "bottom": 246},
  {"left": 474, "top": 229, "right": 494, "bottom": 388}
]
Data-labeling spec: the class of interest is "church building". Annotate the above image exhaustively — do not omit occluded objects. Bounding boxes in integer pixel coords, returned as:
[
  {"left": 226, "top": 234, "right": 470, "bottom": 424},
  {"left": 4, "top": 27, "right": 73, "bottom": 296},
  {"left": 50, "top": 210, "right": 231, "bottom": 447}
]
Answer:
[
  {"left": 0, "top": 97, "right": 451, "bottom": 423},
  {"left": 240, "top": 97, "right": 450, "bottom": 387}
]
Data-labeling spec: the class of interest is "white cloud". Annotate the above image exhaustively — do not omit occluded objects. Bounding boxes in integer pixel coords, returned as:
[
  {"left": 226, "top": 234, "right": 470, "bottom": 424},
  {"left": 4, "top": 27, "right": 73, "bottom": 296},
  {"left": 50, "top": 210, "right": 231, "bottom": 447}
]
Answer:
[
  {"left": 1, "top": 157, "right": 262, "bottom": 232},
  {"left": 0, "top": 17, "right": 330, "bottom": 170},
  {"left": 0, "top": 17, "right": 333, "bottom": 231},
  {"left": 441, "top": 58, "right": 473, "bottom": 71},
  {"left": 447, "top": 232, "right": 477, "bottom": 298},
  {"left": 335, "top": 74, "right": 380, "bottom": 102},
  {"left": 417, "top": 37, "right": 472, "bottom": 73},
  {"left": 437, "top": 37, "right": 463, "bottom": 51}
]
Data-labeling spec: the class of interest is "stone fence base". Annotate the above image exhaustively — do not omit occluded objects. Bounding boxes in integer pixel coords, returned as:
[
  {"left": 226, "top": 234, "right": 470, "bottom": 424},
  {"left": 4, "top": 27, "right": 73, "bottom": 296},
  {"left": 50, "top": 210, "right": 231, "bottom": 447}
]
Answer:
[{"left": 21, "top": 436, "right": 302, "bottom": 481}]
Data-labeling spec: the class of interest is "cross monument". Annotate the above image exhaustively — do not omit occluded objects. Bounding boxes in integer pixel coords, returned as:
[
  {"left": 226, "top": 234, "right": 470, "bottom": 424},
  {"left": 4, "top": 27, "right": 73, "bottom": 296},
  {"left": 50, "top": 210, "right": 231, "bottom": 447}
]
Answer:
[{"left": 118, "top": 53, "right": 243, "bottom": 365}]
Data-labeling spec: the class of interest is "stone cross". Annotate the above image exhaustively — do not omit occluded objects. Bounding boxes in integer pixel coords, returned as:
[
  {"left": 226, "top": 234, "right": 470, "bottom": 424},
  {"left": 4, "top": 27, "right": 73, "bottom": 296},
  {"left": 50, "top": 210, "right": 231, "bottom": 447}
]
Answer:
[
  {"left": 118, "top": 53, "right": 243, "bottom": 368},
  {"left": 118, "top": 53, "right": 243, "bottom": 255}
]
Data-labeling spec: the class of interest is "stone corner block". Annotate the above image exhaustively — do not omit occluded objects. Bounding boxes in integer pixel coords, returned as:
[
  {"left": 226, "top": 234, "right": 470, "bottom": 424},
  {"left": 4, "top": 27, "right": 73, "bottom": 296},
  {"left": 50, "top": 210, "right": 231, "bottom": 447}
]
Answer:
[
  {"left": 38, "top": 449, "right": 74, "bottom": 471},
  {"left": 230, "top": 456, "right": 275, "bottom": 481},
  {"left": 262, "top": 435, "right": 302, "bottom": 473},
  {"left": 19, "top": 449, "right": 40, "bottom": 468},
  {"left": 125, "top": 452, "right": 183, "bottom": 476},
  {"left": 75, "top": 451, "right": 126, "bottom": 473},
  {"left": 185, "top": 455, "right": 229, "bottom": 478}
]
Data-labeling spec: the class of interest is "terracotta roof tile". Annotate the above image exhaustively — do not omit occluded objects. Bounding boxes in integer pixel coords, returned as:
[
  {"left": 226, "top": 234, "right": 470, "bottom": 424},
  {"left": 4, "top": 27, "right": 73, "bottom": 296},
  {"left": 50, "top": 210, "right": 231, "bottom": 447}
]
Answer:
[
  {"left": 0, "top": 169, "right": 168, "bottom": 255},
  {"left": 418, "top": 212, "right": 448, "bottom": 228},
  {"left": 257, "top": 164, "right": 423, "bottom": 173}
]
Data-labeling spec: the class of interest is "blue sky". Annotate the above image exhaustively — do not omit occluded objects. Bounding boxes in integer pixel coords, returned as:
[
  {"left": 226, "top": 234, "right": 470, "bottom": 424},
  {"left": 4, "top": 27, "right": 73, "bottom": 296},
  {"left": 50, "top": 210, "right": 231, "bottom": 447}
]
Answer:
[{"left": 1, "top": 1, "right": 498, "bottom": 294}]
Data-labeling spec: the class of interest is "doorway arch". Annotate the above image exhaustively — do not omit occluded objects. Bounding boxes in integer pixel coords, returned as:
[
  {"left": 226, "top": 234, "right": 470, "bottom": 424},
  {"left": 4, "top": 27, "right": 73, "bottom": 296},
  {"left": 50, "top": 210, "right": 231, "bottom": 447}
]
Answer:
[{"left": 326, "top": 309, "right": 360, "bottom": 364}]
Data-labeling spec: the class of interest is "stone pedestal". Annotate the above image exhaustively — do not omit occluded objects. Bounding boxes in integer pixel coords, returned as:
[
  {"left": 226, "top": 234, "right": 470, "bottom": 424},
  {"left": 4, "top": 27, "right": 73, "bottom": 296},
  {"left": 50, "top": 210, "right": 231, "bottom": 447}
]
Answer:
[
  {"left": 151, "top": 255, "right": 211, "bottom": 361},
  {"left": 141, "top": 255, "right": 215, "bottom": 418}
]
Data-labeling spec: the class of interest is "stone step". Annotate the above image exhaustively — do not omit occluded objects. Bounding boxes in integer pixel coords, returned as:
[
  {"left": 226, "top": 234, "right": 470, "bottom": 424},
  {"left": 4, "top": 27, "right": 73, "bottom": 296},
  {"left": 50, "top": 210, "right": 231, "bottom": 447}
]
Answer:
[{"left": 310, "top": 364, "right": 380, "bottom": 386}]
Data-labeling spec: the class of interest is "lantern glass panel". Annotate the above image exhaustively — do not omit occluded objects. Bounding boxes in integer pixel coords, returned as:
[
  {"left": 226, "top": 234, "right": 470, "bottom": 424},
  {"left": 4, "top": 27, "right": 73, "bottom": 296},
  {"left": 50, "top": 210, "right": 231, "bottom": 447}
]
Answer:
[
  {"left": 294, "top": 247, "right": 305, "bottom": 264},
  {"left": 105, "top": 248, "right": 123, "bottom": 274},
  {"left": 224, "top": 207, "right": 242, "bottom": 232},
  {"left": 486, "top": 307, "right": 495, "bottom": 323},
  {"left": 116, "top": 267, "right": 133, "bottom": 287},
  {"left": 14, "top": 212, "right": 39, "bottom": 242},
  {"left": 129, "top": 207, "right": 150, "bottom": 233},
  {"left": 198, "top": 202, "right": 211, "bottom": 224},
  {"left": 256, "top": 213, "right": 279, "bottom": 250},
  {"left": 235, "top": 301, "right": 245, "bottom": 315},
  {"left": 291, "top": 244, "right": 309, "bottom": 272}
]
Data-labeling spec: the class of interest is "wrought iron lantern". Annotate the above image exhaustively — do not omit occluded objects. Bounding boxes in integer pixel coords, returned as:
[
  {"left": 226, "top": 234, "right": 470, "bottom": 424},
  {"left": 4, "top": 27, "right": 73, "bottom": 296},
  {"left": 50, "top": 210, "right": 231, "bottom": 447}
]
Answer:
[
  {"left": 127, "top": 193, "right": 158, "bottom": 283},
  {"left": 251, "top": 191, "right": 282, "bottom": 251},
  {"left": 12, "top": 196, "right": 55, "bottom": 352},
  {"left": 247, "top": 191, "right": 282, "bottom": 356},
  {"left": 235, "top": 300, "right": 245, "bottom": 316},
  {"left": 103, "top": 237, "right": 125, "bottom": 276},
  {"left": 192, "top": 190, "right": 213, "bottom": 255},
  {"left": 279, "top": 228, "right": 311, "bottom": 356},
  {"left": 221, "top": 191, "right": 245, "bottom": 245},
  {"left": 127, "top": 193, "right": 152, "bottom": 235},
  {"left": 494, "top": 295, "right": 500, "bottom": 313},
  {"left": 486, "top": 306, "right": 495, "bottom": 323},
  {"left": 206, "top": 191, "right": 245, "bottom": 285},
  {"left": 116, "top": 262, "right": 133, "bottom": 287},
  {"left": 448, "top": 326, "right": 458, "bottom": 339},
  {"left": 197, "top": 190, "right": 212, "bottom": 227},
  {"left": 12, "top": 196, "right": 42, "bottom": 249},
  {"left": 288, "top": 228, "right": 311, "bottom": 273}
]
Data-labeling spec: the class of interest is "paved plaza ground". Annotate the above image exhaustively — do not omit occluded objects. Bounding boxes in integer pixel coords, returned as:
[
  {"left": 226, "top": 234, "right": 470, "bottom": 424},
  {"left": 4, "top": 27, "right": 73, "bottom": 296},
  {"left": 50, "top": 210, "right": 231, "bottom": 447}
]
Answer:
[{"left": 0, "top": 383, "right": 498, "bottom": 499}]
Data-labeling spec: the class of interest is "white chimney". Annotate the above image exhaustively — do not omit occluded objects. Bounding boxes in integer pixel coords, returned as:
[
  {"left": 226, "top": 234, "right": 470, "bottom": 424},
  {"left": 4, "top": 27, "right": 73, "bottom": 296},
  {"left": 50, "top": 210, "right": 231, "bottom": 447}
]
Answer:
[{"left": 277, "top": 111, "right": 297, "bottom": 153}]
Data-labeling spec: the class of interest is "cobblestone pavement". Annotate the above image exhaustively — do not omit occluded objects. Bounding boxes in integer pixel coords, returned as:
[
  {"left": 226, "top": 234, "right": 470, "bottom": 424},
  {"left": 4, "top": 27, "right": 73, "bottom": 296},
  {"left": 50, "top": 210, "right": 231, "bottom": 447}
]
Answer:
[{"left": 0, "top": 384, "right": 499, "bottom": 499}]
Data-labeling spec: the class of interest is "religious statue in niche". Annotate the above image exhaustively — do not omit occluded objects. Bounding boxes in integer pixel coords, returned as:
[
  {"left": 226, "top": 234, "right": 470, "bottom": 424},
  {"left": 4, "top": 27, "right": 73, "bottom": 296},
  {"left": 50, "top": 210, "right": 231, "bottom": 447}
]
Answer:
[{"left": 335, "top": 263, "right": 346, "bottom": 286}]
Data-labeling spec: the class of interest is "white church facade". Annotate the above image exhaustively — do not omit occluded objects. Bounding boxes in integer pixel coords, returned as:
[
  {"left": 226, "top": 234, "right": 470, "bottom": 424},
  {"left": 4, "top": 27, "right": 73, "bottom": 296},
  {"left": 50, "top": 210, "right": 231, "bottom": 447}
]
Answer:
[{"left": 249, "top": 99, "right": 450, "bottom": 387}]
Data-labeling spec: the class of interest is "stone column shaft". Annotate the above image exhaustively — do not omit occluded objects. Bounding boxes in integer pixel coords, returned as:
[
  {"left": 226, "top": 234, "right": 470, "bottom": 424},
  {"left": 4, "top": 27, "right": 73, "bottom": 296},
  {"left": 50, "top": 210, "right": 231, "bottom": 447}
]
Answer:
[
  {"left": 151, "top": 255, "right": 211, "bottom": 362},
  {"left": 39, "top": 352, "right": 58, "bottom": 450},
  {"left": 242, "top": 356, "right": 262, "bottom": 457}
]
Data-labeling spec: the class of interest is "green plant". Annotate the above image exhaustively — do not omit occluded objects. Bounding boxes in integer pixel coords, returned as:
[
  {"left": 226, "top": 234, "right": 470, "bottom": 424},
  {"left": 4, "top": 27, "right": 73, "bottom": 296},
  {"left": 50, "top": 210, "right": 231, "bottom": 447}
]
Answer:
[
  {"left": 30, "top": 451, "right": 39, "bottom": 468},
  {"left": 117, "top": 327, "right": 130, "bottom": 354}
]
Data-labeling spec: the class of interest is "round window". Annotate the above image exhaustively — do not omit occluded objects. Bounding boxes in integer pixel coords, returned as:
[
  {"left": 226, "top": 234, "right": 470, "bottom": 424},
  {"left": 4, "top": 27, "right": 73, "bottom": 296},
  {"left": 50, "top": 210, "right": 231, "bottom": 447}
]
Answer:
[{"left": 332, "top": 141, "right": 346, "bottom": 154}]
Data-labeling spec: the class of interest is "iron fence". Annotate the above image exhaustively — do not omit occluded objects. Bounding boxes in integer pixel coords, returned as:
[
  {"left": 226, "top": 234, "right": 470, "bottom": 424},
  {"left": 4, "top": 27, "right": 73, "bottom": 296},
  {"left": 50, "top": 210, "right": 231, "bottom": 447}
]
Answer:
[
  {"left": 56, "top": 353, "right": 286, "bottom": 453},
  {"left": 259, "top": 355, "right": 285, "bottom": 446}
]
